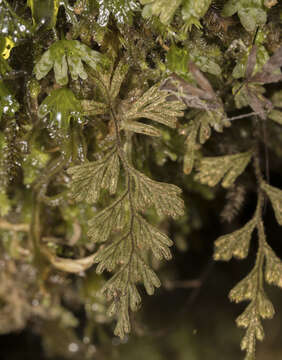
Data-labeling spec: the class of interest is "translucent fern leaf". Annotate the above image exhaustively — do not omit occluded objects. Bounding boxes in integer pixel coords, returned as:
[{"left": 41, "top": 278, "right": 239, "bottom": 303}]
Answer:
[
  {"left": 34, "top": 40, "right": 107, "bottom": 85},
  {"left": 261, "top": 182, "right": 282, "bottom": 225},
  {"left": 129, "top": 168, "right": 185, "bottom": 218},
  {"left": 195, "top": 151, "right": 253, "bottom": 188},
  {"left": 140, "top": 0, "right": 182, "bottom": 25},
  {"left": 67, "top": 149, "right": 120, "bottom": 203},
  {"left": 87, "top": 192, "right": 129, "bottom": 244},
  {"left": 38, "top": 87, "right": 83, "bottom": 130},
  {"left": 135, "top": 214, "right": 173, "bottom": 260},
  {"left": 91, "top": 59, "right": 129, "bottom": 103},
  {"left": 92, "top": 211, "right": 173, "bottom": 269},
  {"left": 94, "top": 230, "right": 134, "bottom": 273},
  {"left": 230, "top": 270, "right": 258, "bottom": 304},
  {"left": 237, "top": 304, "right": 264, "bottom": 360},
  {"left": 123, "top": 84, "right": 186, "bottom": 128},
  {"left": 109, "top": 60, "right": 129, "bottom": 101},
  {"left": 121, "top": 120, "right": 162, "bottom": 137},
  {"left": 101, "top": 255, "right": 161, "bottom": 338},
  {"left": 81, "top": 100, "right": 109, "bottom": 116},
  {"left": 264, "top": 244, "right": 282, "bottom": 288},
  {"left": 214, "top": 218, "right": 256, "bottom": 261}
]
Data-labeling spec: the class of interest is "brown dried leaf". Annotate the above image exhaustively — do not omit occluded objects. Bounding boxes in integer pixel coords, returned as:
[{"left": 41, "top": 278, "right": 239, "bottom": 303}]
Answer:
[
  {"left": 189, "top": 62, "right": 216, "bottom": 97},
  {"left": 245, "top": 46, "right": 257, "bottom": 79}
]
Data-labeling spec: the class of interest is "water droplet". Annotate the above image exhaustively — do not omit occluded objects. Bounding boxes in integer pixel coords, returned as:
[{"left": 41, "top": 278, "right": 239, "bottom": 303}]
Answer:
[
  {"left": 68, "top": 343, "right": 79, "bottom": 353},
  {"left": 19, "top": 25, "right": 26, "bottom": 32}
]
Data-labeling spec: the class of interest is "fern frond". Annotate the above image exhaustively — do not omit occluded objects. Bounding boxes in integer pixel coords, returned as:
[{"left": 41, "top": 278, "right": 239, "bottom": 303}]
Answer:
[
  {"left": 103, "top": 255, "right": 160, "bottom": 338},
  {"left": 261, "top": 182, "right": 282, "bottom": 225},
  {"left": 122, "top": 84, "right": 186, "bottom": 128},
  {"left": 87, "top": 192, "right": 129, "bottom": 244},
  {"left": 67, "top": 149, "right": 120, "bottom": 203},
  {"left": 129, "top": 168, "right": 184, "bottom": 218},
  {"left": 214, "top": 218, "right": 256, "bottom": 261},
  {"left": 66, "top": 49, "right": 186, "bottom": 338},
  {"left": 264, "top": 244, "right": 282, "bottom": 288},
  {"left": 195, "top": 151, "right": 253, "bottom": 188}
]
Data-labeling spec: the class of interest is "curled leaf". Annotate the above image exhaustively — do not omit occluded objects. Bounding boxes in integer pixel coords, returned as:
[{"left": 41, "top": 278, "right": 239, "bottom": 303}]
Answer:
[{"left": 43, "top": 246, "right": 95, "bottom": 273}]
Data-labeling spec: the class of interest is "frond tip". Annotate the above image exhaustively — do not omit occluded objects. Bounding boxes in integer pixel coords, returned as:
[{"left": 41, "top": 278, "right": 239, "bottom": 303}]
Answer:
[
  {"left": 214, "top": 218, "right": 256, "bottom": 261},
  {"left": 195, "top": 151, "right": 253, "bottom": 188}
]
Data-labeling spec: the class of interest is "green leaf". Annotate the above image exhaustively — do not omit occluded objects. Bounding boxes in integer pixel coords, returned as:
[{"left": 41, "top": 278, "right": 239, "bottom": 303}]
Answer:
[
  {"left": 232, "top": 44, "right": 269, "bottom": 80},
  {"left": 38, "top": 87, "right": 83, "bottom": 130},
  {"left": 67, "top": 149, "right": 120, "bottom": 203},
  {"left": 261, "top": 182, "right": 282, "bottom": 225},
  {"left": 27, "top": 0, "right": 60, "bottom": 28},
  {"left": 167, "top": 44, "right": 222, "bottom": 80},
  {"left": 195, "top": 151, "right": 253, "bottom": 188},
  {"left": 141, "top": 0, "right": 182, "bottom": 25},
  {"left": 222, "top": 0, "right": 267, "bottom": 33},
  {"left": 34, "top": 40, "right": 106, "bottom": 85},
  {"left": 214, "top": 218, "right": 256, "bottom": 261}
]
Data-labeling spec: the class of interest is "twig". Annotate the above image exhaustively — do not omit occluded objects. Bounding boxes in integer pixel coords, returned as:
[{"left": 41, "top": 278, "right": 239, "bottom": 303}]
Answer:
[{"left": 0, "top": 220, "right": 29, "bottom": 232}]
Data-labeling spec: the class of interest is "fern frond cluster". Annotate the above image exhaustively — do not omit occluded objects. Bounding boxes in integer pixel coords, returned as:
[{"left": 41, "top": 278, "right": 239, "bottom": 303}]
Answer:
[
  {"left": 66, "top": 61, "right": 185, "bottom": 336},
  {"left": 1, "top": 0, "right": 282, "bottom": 358}
]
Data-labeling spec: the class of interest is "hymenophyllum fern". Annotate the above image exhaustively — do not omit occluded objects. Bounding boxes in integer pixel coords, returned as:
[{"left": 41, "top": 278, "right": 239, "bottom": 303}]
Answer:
[{"left": 67, "top": 60, "right": 186, "bottom": 337}]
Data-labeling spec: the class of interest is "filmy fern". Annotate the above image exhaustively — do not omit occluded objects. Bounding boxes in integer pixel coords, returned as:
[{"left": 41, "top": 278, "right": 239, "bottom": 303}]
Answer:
[
  {"left": 67, "top": 60, "right": 185, "bottom": 337},
  {"left": 34, "top": 39, "right": 106, "bottom": 85},
  {"left": 202, "top": 150, "right": 282, "bottom": 359}
]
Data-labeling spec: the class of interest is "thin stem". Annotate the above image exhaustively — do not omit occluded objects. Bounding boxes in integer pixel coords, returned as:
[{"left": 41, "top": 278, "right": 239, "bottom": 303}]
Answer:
[{"left": 0, "top": 220, "right": 29, "bottom": 232}]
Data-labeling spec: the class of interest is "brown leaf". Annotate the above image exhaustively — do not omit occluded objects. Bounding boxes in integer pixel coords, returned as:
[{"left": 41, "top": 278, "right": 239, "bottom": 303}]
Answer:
[
  {"left": 189, "top": 62, "right": 216, "bottom": 97},
  {"left": 161, "top": 74, "right": 212, "bottom": 100},
  {"left": 247, "top": 88, "right": 266, "bottom": 119},
  {"left": 245, "top": 46, "right": 257, "bottom": 79},
  {"left": 251, "top": 46, "right": 282, "bottom": 83},
  {"left": 251, "top": 72, "right": 282, "bottom": 84},
  {"left": 260, "top": 46, "right": 282, "bottom": 74}
]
